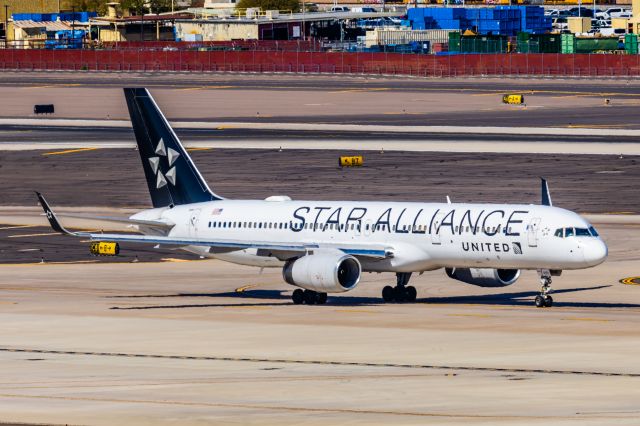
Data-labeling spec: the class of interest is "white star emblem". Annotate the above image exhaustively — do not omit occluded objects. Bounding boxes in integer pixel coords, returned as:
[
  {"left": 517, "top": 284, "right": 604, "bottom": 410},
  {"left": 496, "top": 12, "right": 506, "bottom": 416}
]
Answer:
[
  {"left": 167, "top": 148, "right": 180, "bottom": 166},
  {"left": 155, "top": 138, "right": 166, "bottom": 156}
]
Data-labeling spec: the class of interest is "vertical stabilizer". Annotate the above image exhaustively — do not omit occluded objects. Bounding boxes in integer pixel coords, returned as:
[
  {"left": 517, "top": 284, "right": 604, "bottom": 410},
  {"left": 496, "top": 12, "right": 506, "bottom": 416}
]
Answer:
[{"left": 124, "top": 88, "right": 223, "bottom": 208}]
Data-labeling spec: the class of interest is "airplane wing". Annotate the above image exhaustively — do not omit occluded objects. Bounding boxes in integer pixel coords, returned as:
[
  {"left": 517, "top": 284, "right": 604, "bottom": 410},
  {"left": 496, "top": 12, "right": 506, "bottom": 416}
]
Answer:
[
  {"left": 55, "top": 213, "right": 175, "bottom": 230},
  {"left": 36, "top": 193, "right": 392, "bottom": 260}
]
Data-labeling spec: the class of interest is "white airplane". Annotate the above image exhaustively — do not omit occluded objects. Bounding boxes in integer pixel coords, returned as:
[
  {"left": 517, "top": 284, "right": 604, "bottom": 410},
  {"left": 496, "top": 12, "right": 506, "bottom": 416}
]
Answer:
[{"left": 37, "top": 88, "right": 608, "bottom": 308}]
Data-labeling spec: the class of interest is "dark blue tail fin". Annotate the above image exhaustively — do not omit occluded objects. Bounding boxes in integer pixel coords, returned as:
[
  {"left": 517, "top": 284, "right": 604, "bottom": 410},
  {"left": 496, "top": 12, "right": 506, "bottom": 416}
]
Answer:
[{"left": 124, "top": 88, "right": 223, "bottom": 208}]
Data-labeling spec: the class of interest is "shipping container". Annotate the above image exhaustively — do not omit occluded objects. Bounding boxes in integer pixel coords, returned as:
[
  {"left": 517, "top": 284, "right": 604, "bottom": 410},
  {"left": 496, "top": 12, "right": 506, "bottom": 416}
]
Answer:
[
  {"left": 625, "top": 33, "right": 638, "bottom": 54},
  {"left": 364, "top": 29, "right": 455, "bottom": 49}
]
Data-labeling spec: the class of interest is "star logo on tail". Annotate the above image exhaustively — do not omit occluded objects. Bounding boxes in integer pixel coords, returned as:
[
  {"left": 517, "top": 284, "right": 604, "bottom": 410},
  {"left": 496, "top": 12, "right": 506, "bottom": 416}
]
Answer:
[{"left": 149, "top": 138, "right": 180, "bottom": 189}]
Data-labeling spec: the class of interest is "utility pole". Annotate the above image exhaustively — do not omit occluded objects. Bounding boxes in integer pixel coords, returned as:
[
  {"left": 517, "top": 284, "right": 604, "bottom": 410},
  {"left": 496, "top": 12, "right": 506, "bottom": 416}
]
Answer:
[
  {"left": 4, "top": 4, "right": 9, "bottom": 44},
  {"left": 71, "top": 6, "right": 75, "bottom": 48},
  {"left": 140, "top": 5, "right": 144, "bottom": 42}
]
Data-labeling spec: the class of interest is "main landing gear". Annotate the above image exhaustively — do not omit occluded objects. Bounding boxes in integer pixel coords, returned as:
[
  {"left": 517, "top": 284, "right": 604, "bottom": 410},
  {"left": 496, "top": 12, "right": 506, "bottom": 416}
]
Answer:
[
  {"left": 535, "top": 269, "right": 553, "bottom": 308},
  {"left": 382, "top": 272, "right": 417, "bottom": 303},
  {"left": 292, "top": 289, "right": 327, "bottom": 305}
]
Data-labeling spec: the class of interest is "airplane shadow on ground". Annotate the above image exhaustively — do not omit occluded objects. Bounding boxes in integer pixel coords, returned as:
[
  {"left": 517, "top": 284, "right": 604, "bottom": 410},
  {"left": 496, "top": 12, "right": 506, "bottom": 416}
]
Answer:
[{"left": 107, "top": 285, "right": 640, "bottom": 310}]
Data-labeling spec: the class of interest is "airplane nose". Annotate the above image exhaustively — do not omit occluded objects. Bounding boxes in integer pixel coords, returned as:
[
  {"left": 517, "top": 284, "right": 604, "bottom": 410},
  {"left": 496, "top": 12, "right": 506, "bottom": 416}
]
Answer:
[{"left": 583, "top": 239, "right": 608, "bottom": 267}]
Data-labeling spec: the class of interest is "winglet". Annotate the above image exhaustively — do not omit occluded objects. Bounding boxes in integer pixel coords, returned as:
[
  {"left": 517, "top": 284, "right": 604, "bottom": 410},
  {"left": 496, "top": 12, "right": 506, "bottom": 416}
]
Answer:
[
  {"left": 541, "top": 178, "right": 552, "bottom": 207},
  {"left": 35, "top": 192, "right": 74, "bottom": 235}
]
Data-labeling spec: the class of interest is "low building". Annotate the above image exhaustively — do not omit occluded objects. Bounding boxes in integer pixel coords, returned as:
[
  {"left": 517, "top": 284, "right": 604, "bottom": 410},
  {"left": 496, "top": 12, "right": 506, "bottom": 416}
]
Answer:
[
  {"left": 176, "top": 10, "right": 402, "bottom": 41},
  {"left": 91, "top": 12, "right": 193, "bottom": 42}
]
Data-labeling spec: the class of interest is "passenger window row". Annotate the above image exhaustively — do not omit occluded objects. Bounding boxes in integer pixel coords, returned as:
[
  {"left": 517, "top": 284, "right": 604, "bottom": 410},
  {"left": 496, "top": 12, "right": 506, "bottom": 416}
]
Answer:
[{"left": 207, "top": 220, "right": 512, "bottom": 235}]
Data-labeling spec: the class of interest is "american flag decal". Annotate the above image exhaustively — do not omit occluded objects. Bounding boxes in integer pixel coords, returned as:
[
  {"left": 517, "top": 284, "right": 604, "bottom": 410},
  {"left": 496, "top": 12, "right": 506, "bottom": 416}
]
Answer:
[
  {"left": 212, "top": 208, "right": 224, "bottom": 215},
  {"left": 512, "top": 242, "right": 523, "bottom": 255}
]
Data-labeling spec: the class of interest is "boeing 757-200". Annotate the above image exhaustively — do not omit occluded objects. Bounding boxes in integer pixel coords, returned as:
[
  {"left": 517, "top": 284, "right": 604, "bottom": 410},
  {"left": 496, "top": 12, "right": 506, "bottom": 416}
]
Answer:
[{"left": 37, "top": 88, "right": 608, "bottom": 308}]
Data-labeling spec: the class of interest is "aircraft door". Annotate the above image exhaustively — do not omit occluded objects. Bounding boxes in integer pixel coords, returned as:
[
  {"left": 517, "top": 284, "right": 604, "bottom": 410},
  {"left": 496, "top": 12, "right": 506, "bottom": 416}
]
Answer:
[
  {"left": 431, "top": 211, "right": 445, "bottom": 245},
  {"left": 527, "top": 217, "right": 541, "bottom": 247},
  {"left": 189, "top": 208, "right": 201, "bottom": 238}
]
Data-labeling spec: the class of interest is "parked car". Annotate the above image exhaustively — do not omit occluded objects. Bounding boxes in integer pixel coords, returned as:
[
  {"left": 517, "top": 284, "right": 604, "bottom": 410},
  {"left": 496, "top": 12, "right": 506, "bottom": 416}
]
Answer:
[
  {"left": 330, "top": 6, "right": 350, "bottom": 12},
  {"left": 598, "top": 27, "right": 626, "bottom": 36},
  {"left": 552, "top": 17, "right": 568, "bottom": 31},
  {"left": 545, "top": 9, "right": 559, "bottom": 17},
  {"left": 606, "top": 8, "right": 630, "bottom": 18},
  {"left": 351, "top": 7, "right": 377, "bottom": 12},
  {"left": 568, "top": 7, "right": 594, "bottom": 18}
]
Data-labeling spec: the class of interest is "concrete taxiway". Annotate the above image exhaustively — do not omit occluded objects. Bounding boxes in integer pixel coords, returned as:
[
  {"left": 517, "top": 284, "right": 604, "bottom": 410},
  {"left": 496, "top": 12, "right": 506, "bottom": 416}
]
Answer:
[
  {"left": 2, "top": 73, "right": 640, "bottom": 425},
  {"left": 1, "top": 218, "right": 640, "bottom": 425}
]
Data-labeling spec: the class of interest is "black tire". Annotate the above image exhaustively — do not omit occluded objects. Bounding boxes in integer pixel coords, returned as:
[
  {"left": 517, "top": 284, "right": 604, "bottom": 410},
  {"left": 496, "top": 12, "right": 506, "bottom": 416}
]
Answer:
[
  {"left": 535, "top": 295, "right": 545, "bottom": 308},
  {"left": 382, "top": 285, "right": 395, "bottom": 303},
  {"left": 544, "top": 295, "right": 553, "bottom": 307},
  {"left": 394, "top": 286, "right": 406, "bottom": 303},
  {"left": 406, "top": 286, "right": 417, "bottom": 303},
  {"left": 292, "top": 289, "right": 304, "bottom": 305},
  {"left": 304, "top": 290, "right": 317, "bottom": 305},
  {"left": 317, "top": 292, "right": 328, "bottom": 305}
]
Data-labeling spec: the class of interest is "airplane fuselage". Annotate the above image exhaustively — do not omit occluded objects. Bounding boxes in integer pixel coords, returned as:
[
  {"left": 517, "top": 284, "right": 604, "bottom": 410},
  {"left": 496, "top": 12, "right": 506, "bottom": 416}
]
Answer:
[{"left": 131, "top": 199, "right": 607, "bottom": 273}]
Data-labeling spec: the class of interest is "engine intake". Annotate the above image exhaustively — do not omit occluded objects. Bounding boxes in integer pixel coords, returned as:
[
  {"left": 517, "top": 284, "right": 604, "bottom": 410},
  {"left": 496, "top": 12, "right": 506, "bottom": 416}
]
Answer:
[
  {"left": 445, "top": 267, "right": 520, "bottom": 287},
  {"left": 283, "top": 251, "right": 361, "bottom": 293}
]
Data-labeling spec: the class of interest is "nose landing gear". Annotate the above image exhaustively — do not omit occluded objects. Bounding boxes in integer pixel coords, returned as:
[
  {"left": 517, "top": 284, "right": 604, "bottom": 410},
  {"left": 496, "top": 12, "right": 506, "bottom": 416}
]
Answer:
[
  {"left": 382, "top": 272, "right": 417, "bottom": 303},
  {"left": 535, "top": 269, "right": 553, "bottom": 308}
]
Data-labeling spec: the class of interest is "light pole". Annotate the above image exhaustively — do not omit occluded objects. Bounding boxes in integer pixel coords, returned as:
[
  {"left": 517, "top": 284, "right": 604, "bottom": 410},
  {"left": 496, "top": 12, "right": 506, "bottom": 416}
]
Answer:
[{"left": 3, "top": 4, "right": 8, "bottom": 44}]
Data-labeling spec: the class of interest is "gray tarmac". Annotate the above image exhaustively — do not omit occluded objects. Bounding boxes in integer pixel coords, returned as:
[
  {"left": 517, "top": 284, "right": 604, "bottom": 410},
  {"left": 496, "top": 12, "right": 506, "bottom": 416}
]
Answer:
[
  {"left": 2, "top": 72, "right": 640, "bottom": 425},
  {"left": 1, "top": 219, "right": 640, "bottom": 425},
  {"left": 1, "top": 148, "right": 639, "bottom": 213},
  {"left": 0, "top": 73, "right": 638, "bottom": 129}
]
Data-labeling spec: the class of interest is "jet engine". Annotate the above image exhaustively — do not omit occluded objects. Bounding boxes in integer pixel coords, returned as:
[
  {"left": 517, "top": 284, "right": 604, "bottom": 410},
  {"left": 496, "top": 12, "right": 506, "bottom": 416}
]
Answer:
[
  {"left": 283, "top": 251, "right": 361, "bottom": 293},
  {"left": 445, "top": 267, "right": 520, "bottom": 287}
]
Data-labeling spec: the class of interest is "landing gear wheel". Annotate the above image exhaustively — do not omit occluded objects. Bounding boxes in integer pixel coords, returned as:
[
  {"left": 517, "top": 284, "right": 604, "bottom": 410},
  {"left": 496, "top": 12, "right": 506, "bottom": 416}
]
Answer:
[
  {"left": 535, "top": 295, "right": 545, "bottom": 308},
  {"left": 303, "top": 290, "right": 317, "bottom": 305},
  {"left": 544, "top": 295, "right": 553, "bottom": 307},
  {"left": 405, "top": 286, "right": 417, "bottom": 303},
  {"left": 316, "top": 292, "right": 328, "bottom": 305},
  {"left": 292, "top": 289, "right": 304, "bottom": 305},
  {"left": 382, "top": 286, "right": 395, "bottom": 303},
  {"left": 393, "top": 286, "right": 406, "bottom": 303}
]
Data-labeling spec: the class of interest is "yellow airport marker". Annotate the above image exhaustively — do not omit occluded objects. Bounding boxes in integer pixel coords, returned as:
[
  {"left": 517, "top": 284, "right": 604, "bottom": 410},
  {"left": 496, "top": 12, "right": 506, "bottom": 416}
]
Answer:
[
  {"left": 186, "top": 147, "right": 212, "bottom": 152},
  {"left": 620, "top": 277, "right": 640, "bottom": 286},
  {"left": 42, "top": 147, "right": 98, "bottom": 156}
]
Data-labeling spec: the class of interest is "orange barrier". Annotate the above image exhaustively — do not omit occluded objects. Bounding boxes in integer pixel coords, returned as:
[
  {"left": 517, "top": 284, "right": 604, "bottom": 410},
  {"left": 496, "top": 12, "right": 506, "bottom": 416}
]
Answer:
[{"left": 1, "top": 50, "right": 639, "bottom": 77}]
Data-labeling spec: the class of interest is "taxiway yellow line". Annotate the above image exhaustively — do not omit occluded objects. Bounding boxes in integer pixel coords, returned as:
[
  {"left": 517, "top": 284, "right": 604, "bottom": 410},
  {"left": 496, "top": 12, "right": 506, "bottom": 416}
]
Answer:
[
  {"left": 7, "top": 232, "right": 59, "bottom": 238},
  {"left": 235, "top": 284, "right": 260, "bottom": 293},
  {"left": 561, "top": 317, "right": 613, "bottom": 323},
  {"left": 0, "top": 225, "right": 38, "bottom": 230},
  {"left": 42, "top": 147, "right": 99, "bottom": 156},
  {"left": 186, "top": 147, "right": 212, "bottom": 152},
  {"left": 447, "top": 313, "right": 493, "bottom": 318},
  {"left": 160, "top": 258, "right": 193, "bottom": 263}
]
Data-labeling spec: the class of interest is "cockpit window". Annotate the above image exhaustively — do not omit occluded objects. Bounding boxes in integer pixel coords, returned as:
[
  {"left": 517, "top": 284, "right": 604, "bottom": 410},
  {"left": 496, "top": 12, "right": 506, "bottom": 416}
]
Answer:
[
  {"left": 575, "top": 228, "right": 591, "bottom": 237},
  {"left": 555, "top": 226, "right": 599, "bottom": 238}
]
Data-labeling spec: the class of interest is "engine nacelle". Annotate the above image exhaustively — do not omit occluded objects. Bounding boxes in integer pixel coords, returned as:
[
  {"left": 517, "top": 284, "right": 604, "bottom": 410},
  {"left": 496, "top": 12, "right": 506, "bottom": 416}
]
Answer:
[
  {"left": 445, "top": 267, "right": 520, "bottom": 287},
  {"left": 283, "top": 251, "right": 361, "bottom": 293}
]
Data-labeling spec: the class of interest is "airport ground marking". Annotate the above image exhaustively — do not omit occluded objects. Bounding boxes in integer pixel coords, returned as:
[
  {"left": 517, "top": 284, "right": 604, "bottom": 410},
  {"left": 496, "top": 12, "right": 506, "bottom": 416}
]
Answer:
[
  {"left": 0, "top": 225, "right": 38, "bottom": 230},
  {"left": 0, "top": 392, "right": 563, "bottom": 420},
  {"left": 447, "top": 313, "right": 492, "bottom": 318},
  {"left": 42, "top": 147, "right": 99, "bottom": 156},
  {"left": 7, "top": 232, "right": 59, "bottom": 238},
  {"left": 235, "top": 284, "right": 260, "bottom": 293},
  {"left": 186, "top": 147, "right": 212, "bottom": 152},
  {"left": 1, "top": 348, "right": 638, "bottom": 378},
  {"left": 561, "top": 317, "right": 613, "bottom": 323}
]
